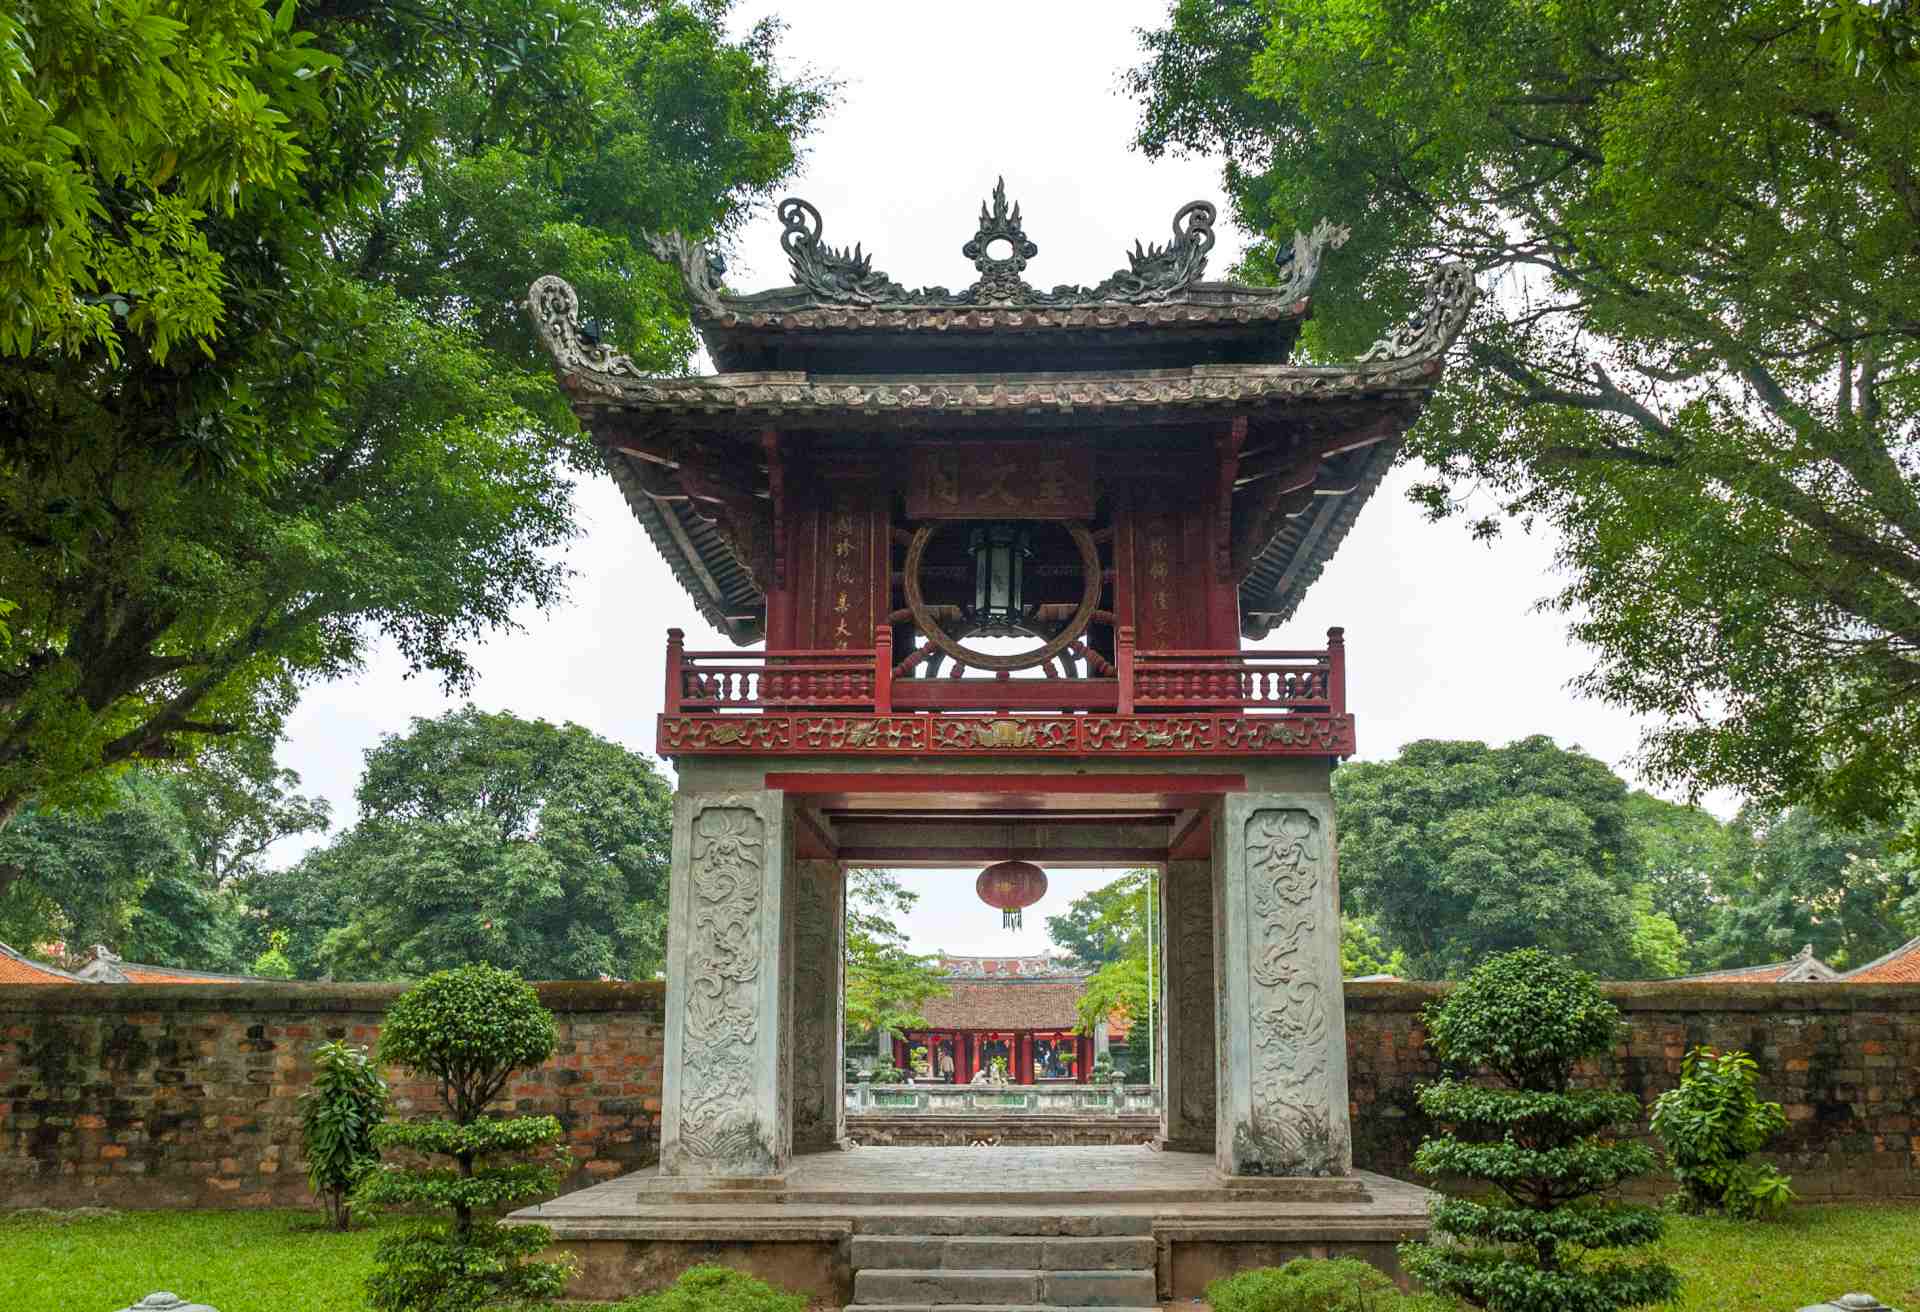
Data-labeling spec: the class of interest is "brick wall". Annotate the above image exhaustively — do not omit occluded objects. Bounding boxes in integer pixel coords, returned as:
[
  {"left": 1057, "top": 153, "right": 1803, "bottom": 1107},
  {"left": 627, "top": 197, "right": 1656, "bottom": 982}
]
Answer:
[
  {"left": 0, "top": 981, "right": 663, "bottom": 1209},
  {"left": 1346, "top": 981, "right": 1920, "bottom": 1199},
  {"left": 3, "top": 979, "right": 1915, "bottom": 1211}
]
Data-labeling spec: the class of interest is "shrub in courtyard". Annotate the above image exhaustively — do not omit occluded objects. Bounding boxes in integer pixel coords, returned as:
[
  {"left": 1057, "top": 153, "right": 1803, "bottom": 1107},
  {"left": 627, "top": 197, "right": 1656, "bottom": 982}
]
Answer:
[
  {"left": 356, "top": 964, "right": 573, "bottom": 1312},
  {"left": 1208, "top": 1256, "right": 1454, "bottom": 1311},
  {"left": 1650, "top": 1047, "right": 1793, "bottom": 1218},
  {"left": 600, "top": 1264, "right": 808, "bottom": 1312},
  {"left": 299, "top": 1041, "right": 389, "bottom": 1230},
  {"left": 1399, "top": 948, "right": 1679, "bottom": 1312}
]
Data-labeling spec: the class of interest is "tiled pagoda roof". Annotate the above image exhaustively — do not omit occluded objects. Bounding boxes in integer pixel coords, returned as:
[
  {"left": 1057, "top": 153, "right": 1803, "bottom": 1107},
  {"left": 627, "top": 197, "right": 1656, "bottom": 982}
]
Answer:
[{"left": 529, "top": 181, "right": 1476, "bottom": 644}]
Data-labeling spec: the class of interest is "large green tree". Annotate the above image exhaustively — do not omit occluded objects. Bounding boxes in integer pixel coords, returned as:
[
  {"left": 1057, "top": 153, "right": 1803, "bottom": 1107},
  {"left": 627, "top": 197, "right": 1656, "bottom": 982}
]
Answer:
[
  {"left": 0, "top": 743, "right": 328, "bottom": 968},
  {"left": 1045, "top": 869, "right": 1151, "bottom": 968},
  {"left": 1133, "top": 0, "right": 1920, "bottom": 828},
  {"left": 258, "top": 707, "right": 673, "bottom": 981},
  {"left": 1334, "top": 737, "right": 1654, "bottom": 979},
  {"left": 0, "top": 1, "right": 825, "bottom": 841},
  {"left": 843, "top": 868, "right": 947, "bottom": 1041},
  {"left": 1706, "top": 805, "right": 1918, "bottom": 969}
]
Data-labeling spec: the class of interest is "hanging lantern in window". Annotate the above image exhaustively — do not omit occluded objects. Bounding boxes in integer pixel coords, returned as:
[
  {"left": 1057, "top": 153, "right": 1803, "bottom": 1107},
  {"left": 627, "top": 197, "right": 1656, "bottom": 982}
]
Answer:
[
  {"left": 966, "top": 522, "right": 1032, "bottom": 629},
  {"left": 976, "top": 860, "right": 1048, "bottom": 931}
]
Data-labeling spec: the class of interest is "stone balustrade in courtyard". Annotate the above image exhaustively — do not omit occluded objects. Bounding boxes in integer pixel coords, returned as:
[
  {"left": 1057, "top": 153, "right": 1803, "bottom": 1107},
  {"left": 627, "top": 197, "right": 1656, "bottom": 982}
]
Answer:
[{"left": 845, "top": 1082, "right": 1161, "bottom": 1115}]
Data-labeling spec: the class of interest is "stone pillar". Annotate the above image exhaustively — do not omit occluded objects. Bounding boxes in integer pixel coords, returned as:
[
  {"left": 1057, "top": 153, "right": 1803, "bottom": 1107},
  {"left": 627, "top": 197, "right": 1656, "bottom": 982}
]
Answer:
[
  {"left": 1213, "top": 794, "right": 1351, "bottom": 1177},
  {"left": 790, "top": 860, "right": 846, "bottom": 1153},
  {"left": 1158, "top": 858, "right": 1217, "bottom": 1153},
  {"left": 660, "top": 790, "right": 796, "bottom": 1178}
]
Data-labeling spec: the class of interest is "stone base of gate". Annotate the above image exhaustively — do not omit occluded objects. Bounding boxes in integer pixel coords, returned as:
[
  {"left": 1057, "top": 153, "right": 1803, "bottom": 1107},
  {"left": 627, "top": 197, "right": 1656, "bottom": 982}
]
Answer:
[{"left": 510, "top": 1145, "right": 1433, "bottom": 1306}]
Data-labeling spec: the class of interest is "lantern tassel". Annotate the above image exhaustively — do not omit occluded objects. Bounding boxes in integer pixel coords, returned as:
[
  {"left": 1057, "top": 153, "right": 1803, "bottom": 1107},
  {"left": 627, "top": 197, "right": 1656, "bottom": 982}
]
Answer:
[{"left": 1004, "top": 908, "right": 1021, "bottom": 931}]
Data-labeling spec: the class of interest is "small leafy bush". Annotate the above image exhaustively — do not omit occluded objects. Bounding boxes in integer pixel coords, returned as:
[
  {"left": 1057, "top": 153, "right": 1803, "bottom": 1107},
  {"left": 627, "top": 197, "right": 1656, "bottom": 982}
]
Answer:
[
  {"left": 1207, "top": 1256, "right": 1452, "bottom": 1311},
  {"left": 595, "top": 1264, "right": 808, "bottom": 1312},
  {"left": 1650, "top": 1047, "right": 1793, "bottom": 1218},
  {"left": 356, "top": 964, "right": 573, "bottom": 1312},
  {"left": 300, "top": 1041, "right": 389, "bottom": 1230},
  {"left": 1398, "top": 948, "right": 1679, "bottom": 1312},
  {"left": 869, "top": 1064, "right": 907, "bottom": 1085}
]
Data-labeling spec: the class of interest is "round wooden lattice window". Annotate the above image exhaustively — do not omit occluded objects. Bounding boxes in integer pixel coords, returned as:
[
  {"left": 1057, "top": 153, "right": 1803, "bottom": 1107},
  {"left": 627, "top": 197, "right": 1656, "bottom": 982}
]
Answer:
[{"left": 901, "top": 521, "right": 1102, "bottom": 673}]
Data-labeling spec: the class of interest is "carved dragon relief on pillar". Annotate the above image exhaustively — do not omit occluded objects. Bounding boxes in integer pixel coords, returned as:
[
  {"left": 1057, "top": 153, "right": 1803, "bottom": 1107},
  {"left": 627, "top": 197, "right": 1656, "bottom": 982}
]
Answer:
[
  {"left": 677, "top": 803, "right": 774, "bottom": 1172},
  {"left": 1234, "top": 807, "right": 1348, "bottom": 1176}
]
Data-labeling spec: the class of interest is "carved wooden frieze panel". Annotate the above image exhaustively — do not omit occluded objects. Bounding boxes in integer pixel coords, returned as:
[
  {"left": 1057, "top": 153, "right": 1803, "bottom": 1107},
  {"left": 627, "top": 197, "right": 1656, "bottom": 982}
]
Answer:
[
  {"left": 906, "top": 444, "right": 1094, "bottom": 520},
  {"left": 1232, "top": 806, "right": 1346, "bottom": 1175},
  {"left": 658, "top": 713, "right": 1356, "bottom": 757},
  {"left": 676, "top": 804, "right": 773, "bottom": 1172}
]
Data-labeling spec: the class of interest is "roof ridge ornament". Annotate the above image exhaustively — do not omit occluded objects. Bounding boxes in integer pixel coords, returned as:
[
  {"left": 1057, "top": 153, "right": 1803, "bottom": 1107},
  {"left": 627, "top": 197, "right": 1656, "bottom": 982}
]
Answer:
[
  {"left": 778, "top": 198, "right": 907, "bottom": 305},
  {"left": 753, "top": 182, "right": 1326, "bottom": 309},
  {"left": 962, "top": 177, "right": 1040, "bottom": 302}
]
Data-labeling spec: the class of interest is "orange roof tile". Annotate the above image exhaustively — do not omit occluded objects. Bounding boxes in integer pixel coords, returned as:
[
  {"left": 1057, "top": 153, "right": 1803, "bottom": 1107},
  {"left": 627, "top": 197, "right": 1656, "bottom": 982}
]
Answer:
[
  {"left": 0, "top": 943, "right": 83, "bottom": 983},
  {"left": 1841, "top": 936, "right": 1920, "bottom": 983}
]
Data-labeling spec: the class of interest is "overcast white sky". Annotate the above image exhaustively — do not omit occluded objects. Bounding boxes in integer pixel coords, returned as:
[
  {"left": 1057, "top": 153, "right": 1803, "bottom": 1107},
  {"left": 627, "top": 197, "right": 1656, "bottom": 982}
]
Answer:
[{"left": 272, "top": 2, "right": 1710, "bottom": 958}]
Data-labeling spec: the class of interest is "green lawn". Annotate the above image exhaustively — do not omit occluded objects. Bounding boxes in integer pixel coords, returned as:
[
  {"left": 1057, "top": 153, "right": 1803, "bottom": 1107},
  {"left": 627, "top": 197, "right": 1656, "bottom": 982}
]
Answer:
[{"left": 2, "top": 1203, "right": 1915, "bottom": 1312}]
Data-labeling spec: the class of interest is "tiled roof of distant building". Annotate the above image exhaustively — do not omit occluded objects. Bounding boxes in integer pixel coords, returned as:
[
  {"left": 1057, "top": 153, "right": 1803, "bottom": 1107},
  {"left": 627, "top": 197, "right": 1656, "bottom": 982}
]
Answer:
[
  {"left": 0, "top": 942, "right": 84, "bottom": 983},
  {"left": 1677, "top": 945, "right": 1839, "bottom": 983},
  {"left": 1839, "top": 935, "right": 1920, "bottom": 984}
]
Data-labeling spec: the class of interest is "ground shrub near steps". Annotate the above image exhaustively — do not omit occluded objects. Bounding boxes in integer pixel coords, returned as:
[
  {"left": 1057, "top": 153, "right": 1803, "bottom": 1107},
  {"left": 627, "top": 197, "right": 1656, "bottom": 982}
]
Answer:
[{"left": 1207, "top": 1256, "right": 1455, "bottom": 1312}]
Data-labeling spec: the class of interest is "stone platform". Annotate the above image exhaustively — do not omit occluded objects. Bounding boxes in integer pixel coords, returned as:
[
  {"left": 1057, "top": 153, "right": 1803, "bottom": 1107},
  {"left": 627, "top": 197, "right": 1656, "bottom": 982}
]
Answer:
[{"left": 511, "top": 1145, "right": 1434, "bottom": 1308}]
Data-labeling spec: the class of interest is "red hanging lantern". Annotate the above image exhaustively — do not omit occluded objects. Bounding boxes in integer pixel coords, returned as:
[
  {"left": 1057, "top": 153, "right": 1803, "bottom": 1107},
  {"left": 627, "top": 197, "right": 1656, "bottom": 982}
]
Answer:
[{"left": 976, "top": 860, "right": 1048, "bottom": 931}]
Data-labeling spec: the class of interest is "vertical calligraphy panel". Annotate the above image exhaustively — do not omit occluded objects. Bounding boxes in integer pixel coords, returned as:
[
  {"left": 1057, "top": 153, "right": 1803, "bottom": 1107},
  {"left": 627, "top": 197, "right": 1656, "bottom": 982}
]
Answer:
[
  {"left": 790, "top": 860, "right": 845, "bottom": 1152},
  {"left": 1159, "top": 859, "right": 1218, "bottom": 1153}
]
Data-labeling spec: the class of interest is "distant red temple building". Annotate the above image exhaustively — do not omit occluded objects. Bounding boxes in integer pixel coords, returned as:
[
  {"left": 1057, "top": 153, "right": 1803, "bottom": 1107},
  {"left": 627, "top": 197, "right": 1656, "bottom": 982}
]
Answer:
[{"left": 889, "top": 955, "right": 1119, "bottom": 1085}]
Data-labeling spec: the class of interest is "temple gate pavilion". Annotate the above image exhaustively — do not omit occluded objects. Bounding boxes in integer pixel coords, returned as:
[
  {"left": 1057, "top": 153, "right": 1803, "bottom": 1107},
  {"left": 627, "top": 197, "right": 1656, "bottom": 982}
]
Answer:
[{"left": 528, "top": 180, "right": 1474, "bottom": 1187}]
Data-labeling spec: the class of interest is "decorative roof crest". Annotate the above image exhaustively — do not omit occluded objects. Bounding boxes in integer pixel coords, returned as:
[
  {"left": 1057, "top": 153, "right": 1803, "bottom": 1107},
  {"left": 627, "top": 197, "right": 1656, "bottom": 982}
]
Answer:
[
  {"left": 962, "top": 177, "right": 1041, "bottom": 301},
  {"left": 735, "top": 179, "right": 1326, "bottom": 309}
]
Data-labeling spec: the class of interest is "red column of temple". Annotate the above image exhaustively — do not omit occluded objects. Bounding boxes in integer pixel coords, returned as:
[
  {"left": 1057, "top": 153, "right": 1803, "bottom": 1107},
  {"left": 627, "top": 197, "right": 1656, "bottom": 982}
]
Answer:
[
  {"left": 892, "top": 1035, "right": 907, "bottom": 1072},
  {"left": 1078, "top": 1034, "right": 1093, "bottom": 1083}
]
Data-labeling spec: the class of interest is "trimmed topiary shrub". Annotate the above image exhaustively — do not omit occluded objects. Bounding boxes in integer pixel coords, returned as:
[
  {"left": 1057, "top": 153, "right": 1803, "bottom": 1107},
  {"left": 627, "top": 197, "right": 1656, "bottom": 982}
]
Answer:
[
  {"left": 1650, "top": 1046, "right": 1793, "bottom": 1218},
  {"left": 1398, "top": 948, "right": 1679, "bottom": 1312},
  {"left": 355, "top": 964, "right": 574, "bottom": 1312},
  {"left": 300, "top": 1041, "right": 389, "bottom": 1230},
  {"left": 598, "top": 1264, "right": 808, "bottom": 1312},
  {"left": 1208, "top": 1256, "right": 1455, "bottom": 1311}
]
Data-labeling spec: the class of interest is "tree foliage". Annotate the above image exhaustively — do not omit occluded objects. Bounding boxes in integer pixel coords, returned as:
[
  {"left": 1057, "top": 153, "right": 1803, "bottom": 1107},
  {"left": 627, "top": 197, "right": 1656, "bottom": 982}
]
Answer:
[
  {"left": 358, "top": 965, "right": 570, "bottom": 1312},
  {"left": 1045, "top": 869, "right": 1150, "bottom": 968},
  {"left": 0, "top": 745, "right": 326, "bottom": 969},
  {"left": 0, "top": 0, "right": 826, "bottom": 830},
  {"left": 254, "top": 707, "right": 672, "bottom": 981},
  {"left": 1133, "top": 0, "right": 1920, "bottom": 829},
  {"left": 1334, "top": 738, "right": 1647, "bottom": 979},
  {"left": 1706, "top": 805, "right": 1917, "bottom": 969},
  {"left": 843, "top": 868, "right": 947, "bottom": 1039},
  {"left": 1401, "top": 950, "right": 1678, "bottom": 1312}
]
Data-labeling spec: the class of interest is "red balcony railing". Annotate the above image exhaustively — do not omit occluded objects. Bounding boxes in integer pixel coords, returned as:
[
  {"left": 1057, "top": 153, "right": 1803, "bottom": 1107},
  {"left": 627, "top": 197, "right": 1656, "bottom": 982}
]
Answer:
[{"left": 665, "top": 626, "right": 1347, "bottom": 720}]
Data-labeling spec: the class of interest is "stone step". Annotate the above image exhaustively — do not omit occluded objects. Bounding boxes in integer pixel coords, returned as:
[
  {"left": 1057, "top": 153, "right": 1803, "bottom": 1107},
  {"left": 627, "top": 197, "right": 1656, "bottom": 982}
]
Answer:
[
  {"left": 853, "top": 1212, "right": 1154, "bottom": 1237},
  {"left": 852, "top": 1235, "right": 1154, "bottom": 1271},
  {"left": 851, "top": 1268, "right": 1158, "bottom": 1308}
]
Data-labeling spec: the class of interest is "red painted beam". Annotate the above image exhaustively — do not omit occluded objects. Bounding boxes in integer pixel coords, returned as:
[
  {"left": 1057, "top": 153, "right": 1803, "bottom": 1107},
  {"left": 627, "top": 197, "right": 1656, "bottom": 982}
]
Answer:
[{"left": 764, "top": 772, "right": 1246, "bottom": 796}]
